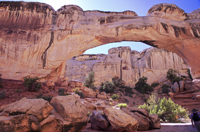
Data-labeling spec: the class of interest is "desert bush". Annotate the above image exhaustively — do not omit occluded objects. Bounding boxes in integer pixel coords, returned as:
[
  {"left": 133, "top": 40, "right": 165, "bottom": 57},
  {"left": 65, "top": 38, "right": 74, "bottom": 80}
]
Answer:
[
  {"left": 36, "top": 93, "right": 53, "bottom": 102},
  {"left": 72, "top": 88, "right": 85, "bottom": 98},
  {"left": 118, "top": 103, "right": 128, "bottom": 108},
  {"left": 166, "top": 69, "right": 183, "bottom": 84},
  {"left": 135, "top": 76, "right": 153, "bottom": 94},
  {"left": 100, "top": 81, "right": 115, "bottom": 93},
  {"left": 58, "top": 88, "right": 65, "bottom": 96},
  {"left": 111, "top": 94, "right": 119, "bottom": 100},
  {"left": 161, "top": 84, "right": 170, "bottom": 93},
  {"left": 73, "top": 87, "right": 80, "bottom": 94},
  {"left": 84, "top": 71, "right": 95, "bottom": 88},
  {"left": 112, "top": 76, "right": 125, "bottom": 87},
  {"left": 0, "top": 90, "right": 5, "bottom": 100},
  {"left": 23, "top": 76, "right": 41, "bottom": 92},
  {"left": 151, "top": 82, "right": 159, "bottom": 88},
  {"left": 139, "top": 93, "right": 189, "bottom": 122}
]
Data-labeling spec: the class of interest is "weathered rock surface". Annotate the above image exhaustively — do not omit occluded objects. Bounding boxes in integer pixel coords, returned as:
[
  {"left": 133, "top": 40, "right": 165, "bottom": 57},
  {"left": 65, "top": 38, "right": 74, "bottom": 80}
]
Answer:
[
  {"left": 0, "top": 97, "right": 55, "bottom": 132},
  {"left": 103, "top": 106, "right": 138, "bottom": 132},
  {"left": 0, "top": 1, "right": 200, "bottom": 81},
  {"left": 50, "top": 95, "right": 88, "bottom": 132},
  {"left": 65, "top": 47, "right": 189, "bottom": 86},
  {"left": 122, "top": 107, "right": 161, "bottom": 131},
  {"left": 0, "top": 95, "right": 90, "bottom": 132},
  {"left": 0, "top": 97, "right": 53, "bottom": 121},
  {"left": 0, "top": 114, "right": 41, "bottom": 132}
]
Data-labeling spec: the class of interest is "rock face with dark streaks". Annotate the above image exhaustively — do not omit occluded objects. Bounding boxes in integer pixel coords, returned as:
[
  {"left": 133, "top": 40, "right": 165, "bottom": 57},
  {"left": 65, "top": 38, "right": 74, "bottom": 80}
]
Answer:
[
  {"left": 65, "top": 47, "right": 189, "bottom": 86},
  {"left": 0, "top": 2, "right": 199, "bottom": 81}
]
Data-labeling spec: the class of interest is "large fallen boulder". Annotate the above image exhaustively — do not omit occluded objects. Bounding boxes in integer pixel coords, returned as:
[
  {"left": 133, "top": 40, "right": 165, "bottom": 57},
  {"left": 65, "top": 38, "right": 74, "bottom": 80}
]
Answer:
[
  {"left": 122, "top": 107, "right": 161, "bottom": 131},
  {"left": 0, "top": 97, "right": 54, "bottom": 132},
  {"left": 90, "top": 111, "right": 109, "bottom": 130},
  {"left": 103, "top": 106, "right": 138, "bottom": 132},
  {"left": 50, "top": 95, "right": 89, "bottom": 132},
  {"left": 0, "top": 97, "right": 53, "bottom": 121}
]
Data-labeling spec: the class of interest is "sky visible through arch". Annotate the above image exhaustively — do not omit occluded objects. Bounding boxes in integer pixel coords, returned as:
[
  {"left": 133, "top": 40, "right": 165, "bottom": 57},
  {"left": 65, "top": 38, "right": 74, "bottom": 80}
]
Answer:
[{"left": 4, "top": 0, "right": 200, "bottom": 54}]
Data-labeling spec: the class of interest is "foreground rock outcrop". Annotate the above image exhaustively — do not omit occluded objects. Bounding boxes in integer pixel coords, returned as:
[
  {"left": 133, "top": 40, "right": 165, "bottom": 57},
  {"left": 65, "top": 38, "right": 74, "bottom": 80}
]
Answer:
[
  {"left": 0, "top": 95, "right": 88, "bottom": 132},
  {"left": 65, "top": 47, "right": 189, "bottom": 86},
  {"left": 0, "top": 2, "right": 199, "bottom": 81}
]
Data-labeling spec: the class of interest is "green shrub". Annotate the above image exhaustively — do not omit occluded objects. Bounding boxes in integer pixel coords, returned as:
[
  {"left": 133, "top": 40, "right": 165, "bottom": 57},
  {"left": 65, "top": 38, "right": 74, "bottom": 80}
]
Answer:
[
  {"left": 23, "top": 76, "right": 41, "bottom": 92},
  {"left": 0, "top": 74, "right": 3, "bottom": 88},
  {"left": 162, "top": 84, "right": 170, "bottom": 93},
  {"left": 100, "top": 81, "right": 115, "bottom": 93},
  {"left": 72, "top": 88, "right": 85, "bottom": 98},
  {"left": 16, "top": 89, "right": 22, "bottom": 93},
  {"left": 73, "top": 87, "right": 80, "bottom": 94},
  {"left": 166, "top": 69, "right": 183, "bottom": 84},
  {"left": 0, "top": 90, "right": 5, "bottom": 100},
  {"left": 139, "top": 93, "right": 189, "bottom": 122},
  {"left": 36, "top": 93, "right": 53, "bottom": 102},
  {"left": 112, "top": 76, "right": 125, "bottom": 88},
  {"left": 84, "top": 71, "right": 95, "bottom": 88},
  {"left": 151, "top": 82, "right": 159, "bottom": 88},
  {"left": 58, "top": 88, "right": 65, "bottom": 96},
  {"left": 118, "top": 103, "right": 128, "bottom": 108},
  {"left": 111, "top": 94, "right": 119, "bottom": 100},
  {"left": 135, "top": 77, "right": 153, "bottom": 94}
]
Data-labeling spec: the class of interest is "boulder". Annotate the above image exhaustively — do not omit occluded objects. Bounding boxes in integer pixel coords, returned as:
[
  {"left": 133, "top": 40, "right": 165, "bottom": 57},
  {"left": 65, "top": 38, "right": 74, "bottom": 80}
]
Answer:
[
  {"left": 90, "top": 111, "right": 109, "bottom": 130},
  {"left": 0, "top": 114, "right": 40, "bottom": 132},
  {"left": 1, "top": 97, "right": 53, "bottom": 121},
  {"left": 179, "top": 81, "right": 185, "bottom": 92},
  {"left": 149, "top": 114, "right": 161, "bottom": 129},
  {"left": 40, "top": 115, "right": 62, "bottom": 132},
  {"left": 103, "top": 106, "right": 138, "bottom": 132},
  {"left": 122, "top": 107, "right": 150, "bottom": 131},
  {"left": 172, "top": 82, "right": 179, "bottom": 93},
  {"left": 121, "top": 107, "right": 161, "bottom": 130},
  {"left": 81, "top": 87, "right": 97, "bottom": 98},
  {"left": 50, "top": 95, "right": 88, "bottom": 132}
]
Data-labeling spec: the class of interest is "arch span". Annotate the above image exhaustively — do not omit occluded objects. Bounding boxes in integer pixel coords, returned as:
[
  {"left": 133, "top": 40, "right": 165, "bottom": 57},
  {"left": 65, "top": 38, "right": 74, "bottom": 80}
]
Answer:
[{"left": 0, "top": 2, "right": 200, "bottom": 80}]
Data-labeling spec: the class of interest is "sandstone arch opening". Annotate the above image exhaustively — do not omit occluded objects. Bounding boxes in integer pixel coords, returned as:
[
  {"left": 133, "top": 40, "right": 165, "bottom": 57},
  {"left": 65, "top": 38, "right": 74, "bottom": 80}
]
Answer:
[
  {"left": 0, "top": 1, "right": 199, "bottom": 81},
  {"left": 64, "top": 40, "right": 189, "bottom": 87},
  {"left": 84, "top": 41, "right": 151, "bottom": 54}
]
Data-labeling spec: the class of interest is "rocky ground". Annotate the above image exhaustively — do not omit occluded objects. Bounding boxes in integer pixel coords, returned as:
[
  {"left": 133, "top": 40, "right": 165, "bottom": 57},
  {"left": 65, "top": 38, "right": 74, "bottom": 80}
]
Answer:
[{"left": 1, "top": 78, "right": 200, "bottom": 132}]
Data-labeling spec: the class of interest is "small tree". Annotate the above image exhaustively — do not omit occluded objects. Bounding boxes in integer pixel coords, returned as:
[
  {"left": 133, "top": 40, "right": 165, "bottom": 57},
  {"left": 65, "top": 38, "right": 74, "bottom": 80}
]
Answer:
[
  {"left": 112, "top": 76, "right": 125, "bottom": 87},
  {"left": 100, "top": 81, "right": 115, "bottom": 93},
  {"left": 135, "top": 76, "right": 153, "bottom": 94},
  {"left": 166, "top": 69, "right": 183, "bottom": 84},
  {"left": 23, "top": 76, "right": 41, "bottom": 92},
  {"left": 84, "top": 71, "right": 95, "bottom": 88},
  {"left": 139, "top": 93, "right": 189, "bottom": 122}
]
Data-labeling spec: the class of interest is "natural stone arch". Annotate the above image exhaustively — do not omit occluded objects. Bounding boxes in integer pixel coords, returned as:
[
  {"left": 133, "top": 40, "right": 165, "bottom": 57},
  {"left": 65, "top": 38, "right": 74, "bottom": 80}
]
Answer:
[{"left": 0, "top": 1, "right": 199, "bottom": 80}]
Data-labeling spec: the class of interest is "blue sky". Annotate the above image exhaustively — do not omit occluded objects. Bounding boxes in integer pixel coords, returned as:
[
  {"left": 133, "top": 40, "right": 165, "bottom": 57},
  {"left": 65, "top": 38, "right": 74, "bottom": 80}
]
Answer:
[{"left": 4, "top": 0, "right": 200, "bottom": 54}]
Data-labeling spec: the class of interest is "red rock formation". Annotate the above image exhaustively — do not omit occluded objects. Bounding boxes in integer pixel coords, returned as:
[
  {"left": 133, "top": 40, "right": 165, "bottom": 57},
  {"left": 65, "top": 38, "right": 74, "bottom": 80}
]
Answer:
[{"left": 0, "top": 2, "right": 199, "bottom": 81}]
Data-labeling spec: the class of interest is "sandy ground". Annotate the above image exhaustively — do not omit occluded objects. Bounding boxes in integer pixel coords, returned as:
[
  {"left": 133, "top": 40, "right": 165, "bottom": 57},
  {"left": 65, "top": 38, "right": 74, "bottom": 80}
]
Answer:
[
  {"left": 139, "top": 123, "right": 198, "bottom": 132},
  {"left": 83, "top": 123, "right": 199, "bottom": 132}
]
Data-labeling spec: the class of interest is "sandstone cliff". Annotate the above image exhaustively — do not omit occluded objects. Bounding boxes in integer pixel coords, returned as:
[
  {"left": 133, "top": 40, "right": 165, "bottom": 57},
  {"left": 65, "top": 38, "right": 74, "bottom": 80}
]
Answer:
[
  {"left": 65, "top": 47, "right": 189, "bottom": 86},
  {"left": 0, "top": 2, "right": 199, "bottom": 81}
]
